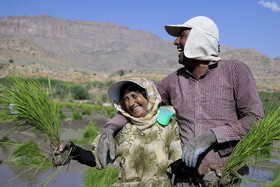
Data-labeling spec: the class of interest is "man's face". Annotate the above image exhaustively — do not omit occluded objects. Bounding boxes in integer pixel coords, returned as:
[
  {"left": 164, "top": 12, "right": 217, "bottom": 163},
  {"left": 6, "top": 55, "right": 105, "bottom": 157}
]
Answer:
[{"left": 173, "top": 29, "right": 191, "bottom": 65}]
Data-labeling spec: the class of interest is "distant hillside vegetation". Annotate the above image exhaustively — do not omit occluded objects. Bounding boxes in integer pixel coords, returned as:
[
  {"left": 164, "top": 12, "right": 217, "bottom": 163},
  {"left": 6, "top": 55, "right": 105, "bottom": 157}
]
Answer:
[{"left": 0, "top": 15, "right": 279, "bottom": 90}]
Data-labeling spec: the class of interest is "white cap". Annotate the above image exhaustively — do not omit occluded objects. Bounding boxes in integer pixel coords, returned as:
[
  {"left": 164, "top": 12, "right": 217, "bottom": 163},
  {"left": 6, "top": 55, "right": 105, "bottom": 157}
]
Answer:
[
  {"left": 165, "top": 16, "right": 221, "bottom": 61},
  {"left": 165, "top": 16, "right": 219, "bottom": 41}
]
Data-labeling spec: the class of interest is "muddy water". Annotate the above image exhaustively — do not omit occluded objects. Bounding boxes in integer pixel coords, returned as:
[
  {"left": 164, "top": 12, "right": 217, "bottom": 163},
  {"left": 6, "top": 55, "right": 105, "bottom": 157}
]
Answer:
[
  {"left": 0, "top": 105, "right": 110, "bottom": 187},
  {"left": 0, "top": 160, "right": 86, "bottom": 187},
  {"left": 0, "top": 127, "right": 88, "bottom": 187},
  {"left": 0, "top": 126, "right": 278, "bottom": 187}
]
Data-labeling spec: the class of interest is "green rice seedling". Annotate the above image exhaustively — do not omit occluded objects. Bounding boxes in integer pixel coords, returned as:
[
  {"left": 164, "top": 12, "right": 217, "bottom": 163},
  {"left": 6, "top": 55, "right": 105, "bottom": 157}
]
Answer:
[
  {"left": 59, "top": 106, "right": 67, "bottom": 120},
  {"left": 71, "top": 105, "right": 83, "bottom": 121},
  {"left": 64, "top": 103, "right": 83, "bottom": 120},
  {"left": 0, "top": 71, "right": 62, "bottom": 147},
  {"left": 5, "top": 141, "right": 52, "bottom": 169},
  {"left": 0, "top": 135, "right": 18, "bottom": 146},
  {"left": 263, "top": 167, "right": 280, "bottom": 187},
  {"left": 80, "top": 105, "right": 92, "bottom": 115},
  {"left": 82, "top": 164, "right": 119, "bottom": 187},
  {"left": 70, "top": 121, "right": 100, "bottom": 144},
  {"left": 221, "top": 105, "right": 280, "bottom": 185},
  {"left": 103, "top": 106, "right": 117, "bottom": 118}
]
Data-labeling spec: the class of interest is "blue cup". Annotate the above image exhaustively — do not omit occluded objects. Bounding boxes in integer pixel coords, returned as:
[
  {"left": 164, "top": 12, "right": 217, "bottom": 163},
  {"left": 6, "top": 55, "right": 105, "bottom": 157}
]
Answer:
[{"left": 157, "top": 107, "right": 174, "bottom": 126}]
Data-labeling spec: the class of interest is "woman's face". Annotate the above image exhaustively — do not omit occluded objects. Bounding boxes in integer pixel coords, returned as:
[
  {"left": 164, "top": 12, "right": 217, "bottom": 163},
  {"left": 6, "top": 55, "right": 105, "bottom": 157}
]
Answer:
[{"left": 122, "top": 89, "right": 148, "bottom": 118}]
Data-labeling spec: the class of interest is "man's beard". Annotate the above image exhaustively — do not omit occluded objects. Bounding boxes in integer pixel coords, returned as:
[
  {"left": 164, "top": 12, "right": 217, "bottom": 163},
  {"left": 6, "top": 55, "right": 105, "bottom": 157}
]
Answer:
[{"left": 178, "top": 54, "right": 189, "bottom": 66}]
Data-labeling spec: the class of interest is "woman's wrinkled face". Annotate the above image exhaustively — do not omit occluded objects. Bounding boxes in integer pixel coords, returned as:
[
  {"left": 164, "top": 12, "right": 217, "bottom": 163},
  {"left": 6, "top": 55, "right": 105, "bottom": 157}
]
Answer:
[{"left": 122, "top": 89, "right": 148, "bottom": 118}]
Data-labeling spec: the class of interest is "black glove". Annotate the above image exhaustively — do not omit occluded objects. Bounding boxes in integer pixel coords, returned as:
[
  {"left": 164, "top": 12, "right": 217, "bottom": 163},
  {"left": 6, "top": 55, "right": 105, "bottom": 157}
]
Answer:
[
  {"left": 96, "top": 128, "right": 116, "bottom": 168},
  {"left": 182, "top": 130, "right": 217, "bottom": 167}
]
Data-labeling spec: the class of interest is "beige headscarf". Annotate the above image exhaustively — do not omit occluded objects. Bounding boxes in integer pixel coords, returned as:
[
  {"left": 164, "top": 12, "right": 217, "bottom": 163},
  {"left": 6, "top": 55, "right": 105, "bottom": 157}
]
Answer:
[{"left": 109, "top": 77, "right": 161, "bottom": 131}]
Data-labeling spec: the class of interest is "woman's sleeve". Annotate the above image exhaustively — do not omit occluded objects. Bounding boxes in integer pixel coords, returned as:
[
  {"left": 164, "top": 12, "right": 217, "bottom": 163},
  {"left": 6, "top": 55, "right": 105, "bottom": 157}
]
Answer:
[
  {"left": 166, "top": 118, "right": 182, "bottom": 173},
  {"left": 71, "top": 144, "right": 96, "bottom": 167}
]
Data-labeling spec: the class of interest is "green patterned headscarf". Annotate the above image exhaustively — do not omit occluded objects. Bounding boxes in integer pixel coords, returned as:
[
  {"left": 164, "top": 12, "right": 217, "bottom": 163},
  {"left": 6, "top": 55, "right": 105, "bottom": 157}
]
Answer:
[{"left": 113, "top": 77, "right": 161, "bottom": 130}]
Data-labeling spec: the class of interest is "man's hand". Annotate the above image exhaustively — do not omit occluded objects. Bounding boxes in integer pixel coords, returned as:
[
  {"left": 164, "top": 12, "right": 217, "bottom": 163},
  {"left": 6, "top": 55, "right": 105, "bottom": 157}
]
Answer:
[
  {"left": 96, "top": 128, "right": 116, "bottom": 168},
  {"left": 182, "top": 130, "right": 217, "bottom": 167}
]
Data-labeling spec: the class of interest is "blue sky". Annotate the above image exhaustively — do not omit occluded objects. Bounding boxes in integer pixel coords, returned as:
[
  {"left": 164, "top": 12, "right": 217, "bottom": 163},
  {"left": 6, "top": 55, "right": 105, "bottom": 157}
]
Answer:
[{"left": 0, "top": 0, "right": 279, "bottom": 58}]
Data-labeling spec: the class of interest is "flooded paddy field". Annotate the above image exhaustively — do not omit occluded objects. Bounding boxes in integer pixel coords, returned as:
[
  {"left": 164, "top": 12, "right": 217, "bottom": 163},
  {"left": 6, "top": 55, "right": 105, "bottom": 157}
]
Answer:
[
  {"left": 0, "top": 104, "right": 279, "bottom": 186},
  {"left": 0, "top": 105, "right": 109, "bottom": 187}
]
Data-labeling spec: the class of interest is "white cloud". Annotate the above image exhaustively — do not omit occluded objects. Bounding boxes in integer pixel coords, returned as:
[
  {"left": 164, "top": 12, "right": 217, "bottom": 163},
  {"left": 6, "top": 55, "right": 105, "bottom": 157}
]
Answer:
[{"left": 258, "top": 1, "right": 280, "bottom": 11}]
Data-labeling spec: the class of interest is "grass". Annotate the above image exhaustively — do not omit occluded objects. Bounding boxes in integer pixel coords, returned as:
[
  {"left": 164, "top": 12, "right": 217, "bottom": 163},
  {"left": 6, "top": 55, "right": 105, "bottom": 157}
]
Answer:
[
  {"left": 69, "top": 105, "right": 84, "bottom": 121},
  {"left": 62, "top": 101, "right": 116, "bottom": 118},
  {"left": 0, "top": 135, "right": 18, "bottom": 146},
  {"left": 259, "top": 91, "right": 280, "bottom": 114},
  {"left": 221, "top": 104, "right": 280, "bottom": 185},
  {"left": 4, "top": 141, "right": 52, "bottom": 169},
  {"left": 0, "top": 71, "right": 62, "bottom": 147},
  {"left": 82, "top": 164, "right": 119, "bottom": 187},
  {"left": 0, "top": 106, "right": 11, "bottom": 122},
  {"left": 80, "top": 105, "right": 93, "bottom": 115},
  {"left": 70, "top": 121, "right": 100, "bottom": 144}
]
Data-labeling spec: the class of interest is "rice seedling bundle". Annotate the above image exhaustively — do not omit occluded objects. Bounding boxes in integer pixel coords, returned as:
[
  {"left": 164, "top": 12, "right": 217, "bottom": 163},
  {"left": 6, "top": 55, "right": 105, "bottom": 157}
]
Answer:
[
  {"left": 5, "top": 141, "right": 52, "bottom": 169},
  {"left": 0, "top": 71, "right": 61, "bottom": 147},
  {"left": 221, "top": 105, "right": 280, "bottom": 184},
  {"left": 263, "top": 167, "right": 280, "bottom": 187}
]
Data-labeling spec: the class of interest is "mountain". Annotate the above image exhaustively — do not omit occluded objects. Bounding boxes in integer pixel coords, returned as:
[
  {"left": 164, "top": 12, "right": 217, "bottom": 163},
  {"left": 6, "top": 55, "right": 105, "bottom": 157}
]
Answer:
[
  {"left": 0, "top": 15, "right": 279, "bottom": 90},
  {"left": 0, "top": 15, "right": 180, "bottom": 73}
]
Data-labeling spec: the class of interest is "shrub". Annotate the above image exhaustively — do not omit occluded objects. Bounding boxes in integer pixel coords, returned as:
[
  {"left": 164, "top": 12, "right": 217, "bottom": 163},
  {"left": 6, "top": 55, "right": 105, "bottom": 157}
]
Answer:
[
  {"left": 55, "top": 83, "right": 70, "bottom": 98},
  {"left": 70, "top": 85, "right": 90, "bottom": 100},
  {"left": 117, "top": 69, "right": 125, "bottom": 76}
]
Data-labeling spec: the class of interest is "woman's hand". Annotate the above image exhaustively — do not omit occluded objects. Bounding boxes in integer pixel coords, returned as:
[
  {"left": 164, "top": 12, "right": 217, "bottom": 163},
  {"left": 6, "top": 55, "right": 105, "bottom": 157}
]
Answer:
[
  {"left": 55, "top": 140, "right": 73, "bottom": 154},
  {"left": 51, "top": 140, "right": 74, "bottom": 167}
]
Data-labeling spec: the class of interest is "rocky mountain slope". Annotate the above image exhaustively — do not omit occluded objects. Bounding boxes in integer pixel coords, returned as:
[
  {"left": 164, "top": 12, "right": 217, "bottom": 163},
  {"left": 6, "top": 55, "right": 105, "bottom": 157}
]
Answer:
[
  {"left": 0, "top": 15, "right": 180, "bottom": 73},
  {"left": 0, "top": 15, "right": 279, "bottom": 90}
]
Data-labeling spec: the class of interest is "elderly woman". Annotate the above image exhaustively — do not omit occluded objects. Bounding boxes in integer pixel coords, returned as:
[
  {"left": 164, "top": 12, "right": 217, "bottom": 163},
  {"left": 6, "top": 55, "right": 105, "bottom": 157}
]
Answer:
[{"left": 54, "top": 77, "right": 182, "bottom": 186}]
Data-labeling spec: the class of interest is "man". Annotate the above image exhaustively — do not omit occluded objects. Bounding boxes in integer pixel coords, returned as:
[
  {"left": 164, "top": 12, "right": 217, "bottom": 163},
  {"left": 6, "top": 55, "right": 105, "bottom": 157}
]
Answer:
[{"left": 97, "top": 16, "right": 264, "bottom": 186}]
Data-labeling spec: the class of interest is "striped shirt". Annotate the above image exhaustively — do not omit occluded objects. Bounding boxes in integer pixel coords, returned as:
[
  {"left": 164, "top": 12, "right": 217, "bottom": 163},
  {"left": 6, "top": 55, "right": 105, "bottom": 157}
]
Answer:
[{"left": 107, "top": 59, "right": 264, "bottom": 166}]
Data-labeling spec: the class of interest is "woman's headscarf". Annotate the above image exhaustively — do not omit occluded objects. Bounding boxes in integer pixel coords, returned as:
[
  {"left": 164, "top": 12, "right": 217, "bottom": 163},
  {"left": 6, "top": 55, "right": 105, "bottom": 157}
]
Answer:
[{"left": 108, "top": 77, "right": 161, "bottom": 131}]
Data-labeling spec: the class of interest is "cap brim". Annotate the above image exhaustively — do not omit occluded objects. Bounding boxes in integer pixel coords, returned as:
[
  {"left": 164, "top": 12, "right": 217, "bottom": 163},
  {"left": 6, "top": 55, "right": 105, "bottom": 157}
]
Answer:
[
  {"left": 165, "top": 24, "right": 191, "bottom": 37},
  {"left": 108, "top": 80, "right": 145, "bottom": 101}
]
